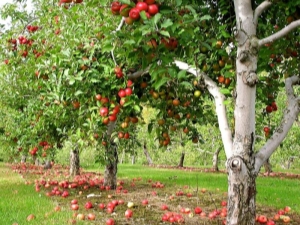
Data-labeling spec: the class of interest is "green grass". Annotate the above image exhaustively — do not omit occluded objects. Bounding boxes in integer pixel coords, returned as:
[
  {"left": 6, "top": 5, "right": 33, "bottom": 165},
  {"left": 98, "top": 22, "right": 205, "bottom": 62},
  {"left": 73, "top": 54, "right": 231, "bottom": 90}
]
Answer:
[{"left": 0, "top": 163, "right": 74, "bottom": 225}]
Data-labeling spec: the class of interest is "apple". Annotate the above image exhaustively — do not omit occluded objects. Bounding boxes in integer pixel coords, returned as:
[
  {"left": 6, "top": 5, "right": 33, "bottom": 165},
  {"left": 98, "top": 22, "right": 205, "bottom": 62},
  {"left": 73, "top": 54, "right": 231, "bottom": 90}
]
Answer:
[
  {"left": 127, "top": 201, "right": 134, "bottom": 208},
  {"left": 194, "top": 90, "right": 201, "bottom": 97},
  {"left": 125, "top": 17, "right": 134, "bottom": 25},
  {"left": 266, "top": 105, "right": 273, "bottom": 113},
  {"left": 109, "top": 114, "right": 117, "bottom": 121},
  {"left": 194, "top": 206, "right": 202, "bottom": 214},
  {"left": 26, "top": 214, "right": 35, "bottom": 221},
  {"left": 129, "top": 7, "right": 140, "bottom": 20},
  {"left": 84, "top": 201, "right": 93, "bottom": 209},
  {"left": 258, "top": 215, "right": 267, "bottom": 224},
  {"left": 106, "top": 218, "right": 115, "bottom": 225},
  {"left": 282, "top": 216, "right": 291, "bottom": 223},
  {"left": 161, "top": 204, "right": 168, "bottom": 210},
  {"left": 95, "top": 94, "right": 102, "bottom": 101},
  {"left": 136, "top": 2, "right": 148, "bottom": 11},
  {"left": 99, "top": 107, "right": 109, "bottom": 117},
  {"left": 111, "top": 1, "right": 122, "bottom": 14},
  {"left": 284, "top": 206, "right": 291, "bottom": 212},
  {"left": 125, "top": 87, "right": 133, "bottom": 96},
  {"left": 264, "top": 127, "right": 270, "bottom": 133},
  {"left": 71, "top": 204, "right": 79, "bottom": 210},
  {"left": 125, "top": 209, "right": 133, "bottom": 218},
  {"left": 76, "top": 213, "right": 85, "bottom": 220},
  {"left": 148, "top": 4, "right": 159, "bottom": 15},
  {"left": 142, "top": 199, "right": 148, "bottom": 206},
  {"left": 120, "top": 4, "right": 130, "bottom": 17},
  {"left": 118, "top": 89, "right": 126, "bottom": 98},
  {"left": 266, "top": 220, "right": 275, "bottom": 225},
  {"left": 87, "top": 213, "right": 95, "bottom": 220},
  {"left": 98, "top": 203, "right": 106, "bottom": 209}
]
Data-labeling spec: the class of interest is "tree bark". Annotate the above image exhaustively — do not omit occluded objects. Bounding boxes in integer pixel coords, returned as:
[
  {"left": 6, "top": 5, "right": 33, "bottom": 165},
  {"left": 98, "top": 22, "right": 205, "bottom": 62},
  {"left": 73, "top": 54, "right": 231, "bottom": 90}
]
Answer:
[
  {"left": 263, "top": 158, "right": 272, "bottom": 174},
  {"left": 143, "top": 142, "right": 153, "bottom": 165},
  {"left": 227, "top": 156, "right": 257, "bottom": 225},
  {"left": 69, "top": 148, "right": 80, "bottom": 176},
  {"left": 104, "top": 142, "right": 118, "bottom": 189},
  {"left": 21, "top": 155, "right": 26, "bottom": 163},
  {"left": 212, "top": 148, "right": 220, "bottom": 171},
  {"left": 178, "top": 152, "right": 185, "bottom": 167}
]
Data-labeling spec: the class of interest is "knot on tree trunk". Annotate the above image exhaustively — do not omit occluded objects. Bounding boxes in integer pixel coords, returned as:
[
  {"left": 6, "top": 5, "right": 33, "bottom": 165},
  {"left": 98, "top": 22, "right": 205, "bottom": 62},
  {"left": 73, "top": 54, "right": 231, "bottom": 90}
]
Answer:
[{"left": 243, "top": 71, "right": 258, "bottom": 87}]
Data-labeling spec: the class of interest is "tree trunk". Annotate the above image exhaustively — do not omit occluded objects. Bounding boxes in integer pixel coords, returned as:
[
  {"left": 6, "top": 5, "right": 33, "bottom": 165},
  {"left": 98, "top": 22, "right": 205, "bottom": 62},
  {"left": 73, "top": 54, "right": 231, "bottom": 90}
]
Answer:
[
  {"left": 287, "top": 156, "right": 295, "bottom": 169},
  {"left": 212, "top": 148, "right": 220, "bottom": 171},
  {"left": 178, "top": 152, "right": 185, "bottom": 167},
  {"left": 143, "top": 142, "right": 153, "bottom": 165},
  {"left": 104, "top": 143, "right": 118, "bottom": 189},
  {"left": 21, "top": 155, "right": 26, "bottom": 163},
  {"left": 263, "top": 158, "right": 272, "bottom": 174},
  {"left": 227, "top": 156, "right": 257, "bottom": 225},
  {"left": 69, "top": 148, "right": 80, "bottom": 176},
  {"left": 131, "top": 155, "right": 135, "bottom": 164},
  {"left": 43, "top": 160, "right": 52, "bottom": 169}
]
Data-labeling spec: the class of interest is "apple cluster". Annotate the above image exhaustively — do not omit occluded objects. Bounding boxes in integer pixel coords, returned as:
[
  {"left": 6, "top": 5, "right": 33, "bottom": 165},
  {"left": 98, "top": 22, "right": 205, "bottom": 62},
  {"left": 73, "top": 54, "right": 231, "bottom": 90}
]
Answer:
[{"left": 111, "top": 0, "right": 159, "bottom": 25}]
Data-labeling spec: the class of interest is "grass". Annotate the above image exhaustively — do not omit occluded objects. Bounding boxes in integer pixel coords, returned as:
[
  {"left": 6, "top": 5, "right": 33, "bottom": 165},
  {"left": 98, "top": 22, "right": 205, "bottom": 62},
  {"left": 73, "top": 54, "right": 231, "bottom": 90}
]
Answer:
[
  {"left": 0, "top": 163, "right": 73, "bottom": 225},
  {"left": 1, "top": 162, "right": 300, "bottom": 225}
]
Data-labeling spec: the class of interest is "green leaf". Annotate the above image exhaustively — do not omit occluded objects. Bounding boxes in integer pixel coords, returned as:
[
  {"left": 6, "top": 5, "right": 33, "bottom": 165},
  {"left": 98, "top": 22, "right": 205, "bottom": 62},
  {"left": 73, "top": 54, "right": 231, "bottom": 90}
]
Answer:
[
  {"left": 133, "top": 105, "right": 140, "bottom": 113},
  {"left": 176, "top": 0, "right": 182, "bottom": 6},
  {"left": 220, "top": 88, "right": 231, "bottom": 95},
  {"left": 140, "top": 11, "right": 148, "bottom": 21},
  {"left": 180, "top": 81, "right": 193, "bottom": 90},
  {"left": 161, "top": 19, "right": 173, "bottom": 29},
  {"left": 178, "top": 70, "right": 187, "bottom": 79},
  {"left": 159, "top": 30, "right": 170, "bottom": 37},
  {"left": 200, "top": 15, "right": 212, "bottom": 21},
  {"left": 119, "top": 0, "right": 132, "bottom": 5},
  {"left": 74, "top": 90, "right": 84, "bottom": 96},
  {"left": 153, "top": 13, "right": 162, "bottom": 24},
  {"left": 154, "top": 77, "right": 169, "bottom": 90}
]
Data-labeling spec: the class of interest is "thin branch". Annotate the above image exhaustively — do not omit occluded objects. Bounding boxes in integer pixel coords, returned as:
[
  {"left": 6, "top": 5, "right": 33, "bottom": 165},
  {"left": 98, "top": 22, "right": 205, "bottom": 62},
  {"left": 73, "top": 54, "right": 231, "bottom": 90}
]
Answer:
[
  {"left": 258, "top": 20, "right": 300, "bottom": 47},
  {"left": 255, "top": 76, "right": 300, "bottom": 172},
  {"left": 253, "top": 0, "right": 272, "bottom": 26},
  {"left": 174, "top": 60, "right": 233, "bottom": 159},
  {"left": 127, "top": 66, "right": 150, "bottom": 79},
  {"left": 111, "top": 17, "right": 125, "bottom": 66}
]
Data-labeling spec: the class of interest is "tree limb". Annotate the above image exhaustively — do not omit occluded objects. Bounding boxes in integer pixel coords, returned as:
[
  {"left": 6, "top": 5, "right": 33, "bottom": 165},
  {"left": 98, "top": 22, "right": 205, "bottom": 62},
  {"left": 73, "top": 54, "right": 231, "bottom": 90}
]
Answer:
[
  {"left": 111, "top": 17, "right": 125, "bottom": 65},
  {"left": 253, "top": 0, "right": 272, "bottom": 26},
  {"left": 174, "top": 60, "right": 233, "bottom": 159},
  {"left": 127, "top": 66, "right": 150, "bottom": 79},
  {"left": 258, "top": 20, "right": 300, "bottom": 47},
  {"left": 254, "top": 76, "right": 300, "bottom": 172}
]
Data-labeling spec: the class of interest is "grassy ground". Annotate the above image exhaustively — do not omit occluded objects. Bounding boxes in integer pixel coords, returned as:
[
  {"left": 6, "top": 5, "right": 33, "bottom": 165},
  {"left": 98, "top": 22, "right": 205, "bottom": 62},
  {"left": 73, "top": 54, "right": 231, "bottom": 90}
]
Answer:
[
  {"left": 0, "top": 163, "right": 73, "bottom": 225},
  {"left": 1, "top": 162, "right": 300, "bottom": 225}
]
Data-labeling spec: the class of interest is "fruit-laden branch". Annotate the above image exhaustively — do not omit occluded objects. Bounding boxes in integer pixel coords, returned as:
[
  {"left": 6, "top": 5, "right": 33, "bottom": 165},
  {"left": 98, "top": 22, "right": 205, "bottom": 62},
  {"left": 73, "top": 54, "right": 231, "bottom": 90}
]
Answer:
[
  {"left": 253, "top": 0, "right": 272, "bottom": 26},
  {"left": 258, "top": 20, "right": 300, "bottom": 47},
  {"left": 174, "top": 60, "right": 233, "bottom": 159},
  {"left": 254, "top": 76, "right": 300, "bottom": 173}
]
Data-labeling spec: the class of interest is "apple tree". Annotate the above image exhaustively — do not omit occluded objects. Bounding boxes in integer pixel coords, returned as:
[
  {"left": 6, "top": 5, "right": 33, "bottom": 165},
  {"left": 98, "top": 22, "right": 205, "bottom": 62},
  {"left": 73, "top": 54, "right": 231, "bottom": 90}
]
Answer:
[{"left": 1, "top": 0, "right": 300, "bottom": 224}]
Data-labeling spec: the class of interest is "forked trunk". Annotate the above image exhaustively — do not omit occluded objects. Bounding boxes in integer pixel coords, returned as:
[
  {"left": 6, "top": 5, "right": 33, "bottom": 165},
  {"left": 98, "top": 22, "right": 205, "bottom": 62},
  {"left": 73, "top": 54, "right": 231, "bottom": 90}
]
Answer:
[
  {"left": 104, "top": 143, "right": 118, "bottom": 189},
  {"left": 69, "top": 148, "right": 80, "bottom": 176},
  {"left": 227, "top": 155, "right": 257, "bottom": 225}
]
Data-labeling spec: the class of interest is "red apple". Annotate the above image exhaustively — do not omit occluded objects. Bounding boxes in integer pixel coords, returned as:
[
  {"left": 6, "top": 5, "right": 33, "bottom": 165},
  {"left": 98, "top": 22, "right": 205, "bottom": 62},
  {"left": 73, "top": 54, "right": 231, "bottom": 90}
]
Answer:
[
  {"left": 99, "top": 107, "right": 109, "bottom": 117},
  {"left": 87, "top": 213, "right": 95, "bottom": 220},
  {"left": 84, "top": 201, "right": 93, "bottom": 209},
  {"left": 125, "top": 209, "right": 133, "bottom": 218},
  {"left": 148, "top": 4, "right": 159, "bottom": 15},
  {"left": 129, "top": 7, "right": 141, "bottom": 20},
  {"left": 142, "top": 199, "right": 149, "bottom": 206},
  {"left": 136, "top": 2, "right": 148, "bottom": 11},
  {"left": 106, "top": 218, "right": 115, "bottom": 225},
  {"left": 194, "top": 206, "right": 202, "bottom": 214},
  {"left": 71, "top": 204, "right": 79, "bottom": 210},
  {"left": 145, "top": 0, "right": 155, "bottom": 4}
]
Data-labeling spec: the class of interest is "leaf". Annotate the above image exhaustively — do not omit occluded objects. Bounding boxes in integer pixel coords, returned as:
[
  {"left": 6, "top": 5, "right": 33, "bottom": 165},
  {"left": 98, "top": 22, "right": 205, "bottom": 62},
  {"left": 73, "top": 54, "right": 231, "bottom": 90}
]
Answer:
[
  {"left": 180, "top": 81, "right": 193, "bottom": 90},
  {"left": 177, "top": 70, "right": 187, "bottom": 79},
  {"left": 159, "top": 30, "right": 170, "bottom": 37},
  {"left": 74, "top": 90, "right": 84, "bottom": 96},
  {"left": 140, "top": 11, "right": 148, "bottom": 21},
  {"left": 133, "top": 105, "right": 140, "bottom": 113},
  {"left": 119, "top": 0, "right": 132, "bottom": 5},
  {"left": 154, "top": 77, "right": 169, "bottom": 90},
  {"left": 153, "top": 13, "right": 162, "bottom": 24},
  {"left": 161, "top": 19, "right": 173, "bottom": 29},
  {"left": 176, "top": 0, "right": 182, "bottom": 6},
  {"left": 220, "top": 88, "right": 231, "bottom": 95},
  {"left": 200, "top": 15, "right": 212, "bottom": 21}
]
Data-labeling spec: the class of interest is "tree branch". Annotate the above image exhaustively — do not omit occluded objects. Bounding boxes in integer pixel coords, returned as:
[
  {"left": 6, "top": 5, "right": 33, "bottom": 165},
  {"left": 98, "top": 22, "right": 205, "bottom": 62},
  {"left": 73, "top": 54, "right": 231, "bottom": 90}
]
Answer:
[
  {"left": 111, "top": 17, "right": 125, "bottom": 66},
  {"left": 258, "top": 20, "right": 300, "bottom": 47},
  {"left": 174, "top": 60, "right": 233, "bottom": 159},
  {"left": 255, "top": 76, "right": 300, "bottom": 172},
  {"left": 127, "top": 66, "right": 150, "bottom": 79},
  {"left": 253, "top": 0, "right": 272, "bottom": 26}
]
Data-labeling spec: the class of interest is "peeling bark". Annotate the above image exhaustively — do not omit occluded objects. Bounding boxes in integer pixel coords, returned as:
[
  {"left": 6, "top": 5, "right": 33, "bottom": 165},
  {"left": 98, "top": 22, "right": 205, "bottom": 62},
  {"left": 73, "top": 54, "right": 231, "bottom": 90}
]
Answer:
[
  {"left": 104, "top": 143, "right": 118, "bottom": 189},
  {"left": 227, "top": 156, "right": 257, "bottom": 225},
  {"left": 69, "top": 148, "right": 80, "bottom": 176}
]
